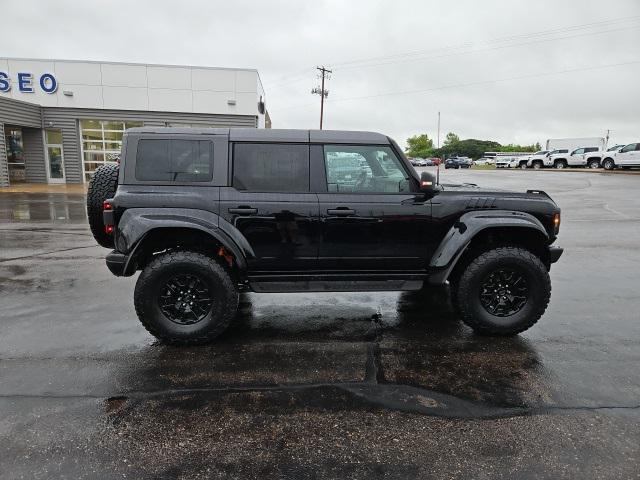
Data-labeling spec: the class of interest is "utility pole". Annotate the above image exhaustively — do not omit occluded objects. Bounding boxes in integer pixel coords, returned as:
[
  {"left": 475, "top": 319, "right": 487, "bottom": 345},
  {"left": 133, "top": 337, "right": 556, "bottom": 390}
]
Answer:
[
  {"left": 605, "top": 129, "right": 610, "bottom": 148},
  {"left": 436, "top": 111, "right": 441, "bottom": 185},
  {"left": 437, "top": 111, "right": 441, "bottom": 148},
  {"left": 312, "top": 66, "right": 331, "bottom": 129}
]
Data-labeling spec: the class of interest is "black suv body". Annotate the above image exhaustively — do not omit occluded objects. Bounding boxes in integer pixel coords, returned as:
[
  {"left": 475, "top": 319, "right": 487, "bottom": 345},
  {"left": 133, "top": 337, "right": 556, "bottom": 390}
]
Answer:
[{"left": 87, "top": 128, "right": 562, "bottom": 343}]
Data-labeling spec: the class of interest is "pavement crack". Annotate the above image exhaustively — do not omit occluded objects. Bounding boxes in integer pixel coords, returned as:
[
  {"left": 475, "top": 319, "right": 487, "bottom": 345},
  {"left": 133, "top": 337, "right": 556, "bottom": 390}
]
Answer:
[{"left": 0, "top": 245, "right": 97, "bottom": 262}]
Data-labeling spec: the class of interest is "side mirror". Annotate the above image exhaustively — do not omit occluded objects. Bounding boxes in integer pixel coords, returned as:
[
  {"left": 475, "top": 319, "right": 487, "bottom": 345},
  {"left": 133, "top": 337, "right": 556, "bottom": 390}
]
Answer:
[{"left": 420, "top": 171, "right": 437, "bottom": 195}]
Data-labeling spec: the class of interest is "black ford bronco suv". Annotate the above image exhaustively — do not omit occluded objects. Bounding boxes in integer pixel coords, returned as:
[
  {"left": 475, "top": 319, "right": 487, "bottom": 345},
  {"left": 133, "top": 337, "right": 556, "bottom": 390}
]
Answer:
[{"left": 87, "top": 128, "right": 563, "bottom": 344}]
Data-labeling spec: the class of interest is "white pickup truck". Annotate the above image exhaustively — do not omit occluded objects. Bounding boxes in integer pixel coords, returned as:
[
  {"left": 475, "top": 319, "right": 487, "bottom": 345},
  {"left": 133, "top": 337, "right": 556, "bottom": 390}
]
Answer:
[
  {"left": 602, "top": 142, "right": 640, "bottom": 170},
  {"left": 548, "top": 146, "right": 601, "bottom": 169},
  {"left": 584, "top": 145, "right": 625, "bottom": 169},
  {"left": 525, "top": 150, "right": 550, "bottom": 169}
]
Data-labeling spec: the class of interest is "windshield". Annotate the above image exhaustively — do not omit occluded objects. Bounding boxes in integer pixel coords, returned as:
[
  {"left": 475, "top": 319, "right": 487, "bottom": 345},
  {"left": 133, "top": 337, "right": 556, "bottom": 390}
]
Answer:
[
  {"left": 534, "top": 151, "right": 548, "bottom": 155},
  {"left": 608, "top": 145, "right": 622, "bottom": 151}
]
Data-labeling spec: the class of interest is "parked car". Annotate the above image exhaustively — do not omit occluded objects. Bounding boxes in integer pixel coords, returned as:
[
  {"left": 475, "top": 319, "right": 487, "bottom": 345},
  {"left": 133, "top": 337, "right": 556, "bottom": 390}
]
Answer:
[
  {"left": 525, "top": 151, "right": 550, "bottom": 169},
  {"left": 602, "top": 142, "right": 640, "bottom": 170},
  {"left": 86, "top": 127, "right": 562, "bottom": 342},
  {"left": 548, "top": 146, "right": 600, "bottom": 169},
  {"left": 474, "top": 157, "right": 494, "bottom": 166},
  {"left": 584, "top": 144, "right": 625, "bottom": 169},
  {"left": 495, "top": 156, "right": 519, "bottom": 168},
  {"left": 444, "top": 157, "right": 472, "bottom": 169}
]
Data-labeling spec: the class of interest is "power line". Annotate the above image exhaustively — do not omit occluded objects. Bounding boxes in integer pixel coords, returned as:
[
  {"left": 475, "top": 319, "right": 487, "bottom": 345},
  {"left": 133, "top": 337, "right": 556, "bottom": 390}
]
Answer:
[
  {"left": 331, "top": 15, "right": 640, "bottom": 69},
  {"left": 275, "top": 59, "right": 640, "bottom": 112},
  {"left": 334, "top": 23, "right": 640, "bottom": 72},
  {"left": 328, "top": 59, "right": 640, "bottom": 103},
  {"left": 265, "top": 15, "right": 640, "bottom": 90}
]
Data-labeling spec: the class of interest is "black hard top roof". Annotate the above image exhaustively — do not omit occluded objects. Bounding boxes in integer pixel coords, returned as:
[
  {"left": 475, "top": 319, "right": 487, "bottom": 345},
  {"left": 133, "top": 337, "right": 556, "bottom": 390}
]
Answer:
[{"left": 125, "top": 127, "right": 391, "bottom": 144}]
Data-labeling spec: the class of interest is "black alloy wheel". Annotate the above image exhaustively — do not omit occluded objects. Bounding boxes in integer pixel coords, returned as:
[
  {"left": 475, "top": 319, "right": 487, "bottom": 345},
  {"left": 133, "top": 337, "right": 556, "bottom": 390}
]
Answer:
[
  {"left": 453, "top": 246, "right": 551, "bottom": 335},
  {"left": 479, "top": 268, "right": 528, "bottom": 317},
  {"left": 158, "top": 273, "right": 213, "bottom": 325},
  {"left": 134, "top": 250, "right": 239, "bottom": 344}
]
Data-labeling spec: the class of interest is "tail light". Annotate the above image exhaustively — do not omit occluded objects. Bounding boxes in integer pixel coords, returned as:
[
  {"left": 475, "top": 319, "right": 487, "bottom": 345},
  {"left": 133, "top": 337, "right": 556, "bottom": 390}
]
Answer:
[
  {"left": 553, "top": 212, "right": 561, "bottom": 235},
  {"left": 103, "top": 200, "right": 114, "bottom": 235}
]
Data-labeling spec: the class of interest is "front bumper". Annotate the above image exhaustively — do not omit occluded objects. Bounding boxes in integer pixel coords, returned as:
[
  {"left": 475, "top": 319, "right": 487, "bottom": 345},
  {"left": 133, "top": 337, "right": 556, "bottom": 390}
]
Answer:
[{"left": 549, "top": 245, "right": 563, "bottom": 263}]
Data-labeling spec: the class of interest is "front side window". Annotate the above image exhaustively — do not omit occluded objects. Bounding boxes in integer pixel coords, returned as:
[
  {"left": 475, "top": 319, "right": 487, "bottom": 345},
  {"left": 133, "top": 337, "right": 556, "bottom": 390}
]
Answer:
[
  {"left": 233, "top": 143, "right": 310, "bottom": 192},
  {"left": 620, "top": 143, "right": 637, "bottom": 153},
  {"left": 135, "top": 139, "right": 212, "bottom": 182},
  {"left": 572, "top": 149, "right": 584, "bottom": 155},
  {"left": 323, "top": 145, "right": 410, "bottom": 193}
]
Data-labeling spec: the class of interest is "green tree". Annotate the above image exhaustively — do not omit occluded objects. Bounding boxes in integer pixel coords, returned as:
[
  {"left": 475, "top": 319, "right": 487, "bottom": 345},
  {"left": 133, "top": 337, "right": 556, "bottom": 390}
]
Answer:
[
  {"left": 405, "top": 134, "right": 434, "bottom": 158},
  {"left": 444, "top": 132, "right": 460, "bottom": 146},
  {"left": 498, "top": 143, "right": 539, "bottom": 153}
]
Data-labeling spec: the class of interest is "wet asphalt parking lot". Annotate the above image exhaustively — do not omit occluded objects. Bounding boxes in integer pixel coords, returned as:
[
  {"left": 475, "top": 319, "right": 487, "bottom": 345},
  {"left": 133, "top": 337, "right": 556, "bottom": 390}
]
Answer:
[{"left": 1, "top": 169, "right": 639, "bottom": 479}]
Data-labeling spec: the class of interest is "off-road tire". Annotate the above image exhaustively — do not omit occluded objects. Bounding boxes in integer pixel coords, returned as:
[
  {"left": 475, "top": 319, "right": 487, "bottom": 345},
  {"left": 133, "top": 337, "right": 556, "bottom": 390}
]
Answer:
[
  {"left": 134, "top": 250, "right": 239, "bottom": 344},
  {"left": 86, "top": 163, "right": 119, "bottom": 248},
  {"left": 454, "top": 247, "right": 551, "bottom": 336},
  {"left": 602, "top": 158, "right": 615, "bottom": 170}
]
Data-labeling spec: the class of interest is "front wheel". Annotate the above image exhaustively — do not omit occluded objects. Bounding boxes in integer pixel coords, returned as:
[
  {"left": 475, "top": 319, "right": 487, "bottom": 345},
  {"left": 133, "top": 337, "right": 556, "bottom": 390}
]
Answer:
[
  {"left": 602, "top": 158, "right": 615, "bottom": 170},
  {"left": 554, "top": 161, "right": 566, "bottom": 169},
  {"left": 587, "top": 159, "right": 600, "bottom": 169},
  {"left": 520, "top": 163, "right": 528, "bottom": 170},
  {"left": 532, "top": 162, "right": 542, "bottom": 170},
  {"left": 134, "top": 250, "right": 239, "bottom": 344},
  {"left": 453, "top": 247, "right": 551, "bottom": 335}
]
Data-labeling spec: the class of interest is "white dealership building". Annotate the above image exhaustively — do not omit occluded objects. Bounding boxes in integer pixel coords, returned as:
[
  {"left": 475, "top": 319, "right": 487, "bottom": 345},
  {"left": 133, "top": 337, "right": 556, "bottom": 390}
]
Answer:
[{"left": 0, "top": 58, "right": 268, "bottom": 187}]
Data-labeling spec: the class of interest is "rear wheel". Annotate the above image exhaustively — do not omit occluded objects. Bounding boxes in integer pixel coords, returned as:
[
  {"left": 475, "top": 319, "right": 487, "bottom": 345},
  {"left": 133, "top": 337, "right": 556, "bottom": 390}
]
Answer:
[
  {"left": 453, "top": 247, "right": 550, "bottom": 335},
  {"left": 554, "top": 160, "right": 567, "bottom": 169},
  {"left": 86, "top": 163, "right": 119, "bottom": 248},
  {"left": 520, "top": 163, "right": 528, "bottom": 169},
  {"left": 134, "top": 250, "right": 239, "bottom": 344},
  {"left": 602, "top": 158, "right": 616, "bottom": 170},
  {"left": 532, "top": 161, "right": 542, "bottom": 170}
]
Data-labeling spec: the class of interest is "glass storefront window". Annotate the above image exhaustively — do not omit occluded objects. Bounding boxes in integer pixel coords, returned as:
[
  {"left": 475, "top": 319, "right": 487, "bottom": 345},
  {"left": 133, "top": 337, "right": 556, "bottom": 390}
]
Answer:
[
  {"left": 79, "top": 119, "right": 142, "bottom": 181},
  {"left": 46, "top": 130, "right": 63, "bottom": 144}
]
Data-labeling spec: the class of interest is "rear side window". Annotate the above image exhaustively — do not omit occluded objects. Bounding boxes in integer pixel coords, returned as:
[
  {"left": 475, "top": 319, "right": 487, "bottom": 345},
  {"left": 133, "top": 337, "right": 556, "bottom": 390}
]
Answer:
[
  {"left": 233, "top": 143, "right": 310, "bottom": 192},
  {"left": 135, "top": 139, "right": 213, "bottom": 182}
]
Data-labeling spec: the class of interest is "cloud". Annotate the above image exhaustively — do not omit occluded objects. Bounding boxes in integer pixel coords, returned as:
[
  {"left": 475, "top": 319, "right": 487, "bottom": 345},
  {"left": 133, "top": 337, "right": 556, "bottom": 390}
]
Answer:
[{"left": 4, "top": 0, "right": 639, "bottom": 147}]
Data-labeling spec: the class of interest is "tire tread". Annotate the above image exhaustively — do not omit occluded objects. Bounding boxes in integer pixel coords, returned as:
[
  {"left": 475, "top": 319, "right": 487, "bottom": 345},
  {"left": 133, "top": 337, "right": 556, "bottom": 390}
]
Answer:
[
  {"left": 455, "top": 246, "right": 551, "bottom": 335},
  {"left": 133, "top": 250, "right": 238, "bottom": 345}
]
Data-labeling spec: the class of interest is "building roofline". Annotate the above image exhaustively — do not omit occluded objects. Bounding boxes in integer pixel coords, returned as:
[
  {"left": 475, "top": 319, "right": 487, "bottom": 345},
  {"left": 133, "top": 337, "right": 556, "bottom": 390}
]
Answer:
[{"left": 0, "top": 56, "right": 260, "bottom": 75}]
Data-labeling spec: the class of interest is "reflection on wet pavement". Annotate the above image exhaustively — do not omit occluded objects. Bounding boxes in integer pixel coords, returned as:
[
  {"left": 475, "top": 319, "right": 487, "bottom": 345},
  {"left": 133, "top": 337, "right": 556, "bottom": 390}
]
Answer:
[
  {"left": 2, "top": 172, "right": 640, "bottom": 479},
  {"left": 0, "top": 193, "right": 87, "bottom": 223}
]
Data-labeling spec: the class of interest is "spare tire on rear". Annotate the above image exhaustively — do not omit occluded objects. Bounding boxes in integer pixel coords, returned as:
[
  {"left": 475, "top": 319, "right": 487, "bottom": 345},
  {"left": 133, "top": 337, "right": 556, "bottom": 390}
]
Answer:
[{"left": 87, "top": 163, "right": 119, "bottom": 248}]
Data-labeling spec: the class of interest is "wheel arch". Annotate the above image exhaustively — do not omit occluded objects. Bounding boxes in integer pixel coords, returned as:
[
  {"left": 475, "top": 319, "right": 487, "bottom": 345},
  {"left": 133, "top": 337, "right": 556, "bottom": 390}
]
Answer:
[
  {"left": 115, "top": 208, "right": 254, "bottom": 275},
  {"left": 428, "top": 210, "right": 549, "bottom": 284}
]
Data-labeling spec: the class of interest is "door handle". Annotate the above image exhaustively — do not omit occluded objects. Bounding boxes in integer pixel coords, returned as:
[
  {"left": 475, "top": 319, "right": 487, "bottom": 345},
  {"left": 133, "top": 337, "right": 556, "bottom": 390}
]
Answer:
[
  {"left": 327, "top": 208, "right": 355, "bottom": 216},
  {"left": 229, "top": 206, "right": 257, "bottom": 215}
]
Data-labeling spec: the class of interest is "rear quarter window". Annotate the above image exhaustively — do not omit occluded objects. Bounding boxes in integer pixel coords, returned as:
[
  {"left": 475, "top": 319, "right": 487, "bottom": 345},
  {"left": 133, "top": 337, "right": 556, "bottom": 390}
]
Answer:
[
  {"left": 135, "top": 139, "right": 213, "bottom": 182},
  {"left": 232, "top": 143, "right": 310, "bottom": 192}
]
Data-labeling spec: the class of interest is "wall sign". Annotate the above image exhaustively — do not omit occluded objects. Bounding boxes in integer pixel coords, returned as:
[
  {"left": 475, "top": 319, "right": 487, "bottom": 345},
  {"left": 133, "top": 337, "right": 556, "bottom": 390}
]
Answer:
[{"left": 0, "top": 72, "right": 58, "bottom": 94}]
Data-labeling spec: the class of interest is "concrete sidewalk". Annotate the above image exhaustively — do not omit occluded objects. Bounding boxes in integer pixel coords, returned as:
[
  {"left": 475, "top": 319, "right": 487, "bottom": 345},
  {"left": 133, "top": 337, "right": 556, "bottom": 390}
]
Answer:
[{"left": 0, "top": 183, "right": 87, "bottom": 194}]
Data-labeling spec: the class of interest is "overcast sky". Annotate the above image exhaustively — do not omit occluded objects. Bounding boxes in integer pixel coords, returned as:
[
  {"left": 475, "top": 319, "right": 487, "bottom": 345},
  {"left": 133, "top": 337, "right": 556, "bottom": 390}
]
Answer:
[{"left": 3, "top": 0, "right": 639, "bottom": 148}]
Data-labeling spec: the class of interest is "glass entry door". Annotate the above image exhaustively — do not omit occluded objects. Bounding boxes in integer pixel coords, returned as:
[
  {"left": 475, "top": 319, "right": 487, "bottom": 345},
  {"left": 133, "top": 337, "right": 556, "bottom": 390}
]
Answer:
[{"left": 45, "top": 130, "right": 65, "bottom": 183}]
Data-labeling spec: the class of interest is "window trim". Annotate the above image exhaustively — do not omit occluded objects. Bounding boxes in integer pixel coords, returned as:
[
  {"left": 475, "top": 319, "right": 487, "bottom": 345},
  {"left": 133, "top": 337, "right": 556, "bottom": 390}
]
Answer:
[
  {"left": 320, "top": 143, "right": 414, "bottom": 195},
  {"left": 230, "top": 141, "right": 311, "bottom": 193}
]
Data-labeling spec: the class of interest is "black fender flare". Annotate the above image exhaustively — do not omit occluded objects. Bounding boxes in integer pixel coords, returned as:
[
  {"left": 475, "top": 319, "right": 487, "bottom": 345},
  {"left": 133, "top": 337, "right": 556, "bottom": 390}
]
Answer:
[
  {"left": 115, "top": 208, "right": 254, "bottom": 274},
  {"left": 428, "top": 210, "right": 548, "bottom": 284}
]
